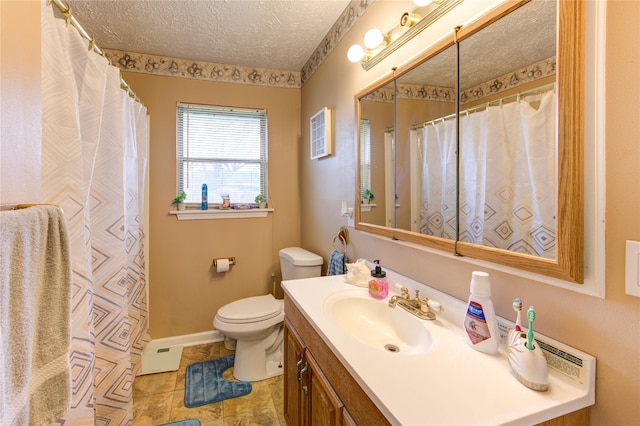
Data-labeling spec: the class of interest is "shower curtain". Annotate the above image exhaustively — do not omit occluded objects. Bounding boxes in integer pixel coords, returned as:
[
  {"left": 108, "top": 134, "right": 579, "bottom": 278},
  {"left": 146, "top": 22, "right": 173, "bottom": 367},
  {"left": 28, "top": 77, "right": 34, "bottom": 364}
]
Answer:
[
  {"left": 41, "top": 3, "right": 150, "bottom": 425},
  {"left": 418, "top": 118, "right": 457, "bottom": 239},
  {"left": 419, "top": 90, "right": 556, "bottom": 258}
]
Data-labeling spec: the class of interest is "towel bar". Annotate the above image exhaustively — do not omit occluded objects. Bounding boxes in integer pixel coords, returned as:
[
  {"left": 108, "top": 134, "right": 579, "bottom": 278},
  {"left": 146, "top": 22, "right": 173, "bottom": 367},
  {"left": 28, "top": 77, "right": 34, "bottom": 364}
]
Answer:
[{"left": 333, "top": 226, "right": 349, "bottom": 254}]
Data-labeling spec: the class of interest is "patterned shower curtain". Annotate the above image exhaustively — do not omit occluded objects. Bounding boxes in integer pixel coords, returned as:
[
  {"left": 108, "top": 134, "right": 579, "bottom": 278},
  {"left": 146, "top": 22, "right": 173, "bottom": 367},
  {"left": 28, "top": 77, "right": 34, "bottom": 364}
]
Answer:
[
  {"left": 418, "top": 118, "right": 457, "bottom": 239},
  {"left": 419, "top": 89, "right": 556, "bottom": 258},
  {"left": 41, "top": 2, "right": 150, "bottom": 425}
]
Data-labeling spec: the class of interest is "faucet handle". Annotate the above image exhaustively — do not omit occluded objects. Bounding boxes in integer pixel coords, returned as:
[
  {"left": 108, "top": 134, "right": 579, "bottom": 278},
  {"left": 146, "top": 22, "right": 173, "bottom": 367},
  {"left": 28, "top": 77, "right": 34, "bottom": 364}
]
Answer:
[
  {"left": 394, "top": 283, "right": 410, "bottom": 299},
  {"left": 427, "top": 299, "right": 443, "bottom": 312},
  {"left": 420, "top": 297, "right": 444, "bottom": 313}
]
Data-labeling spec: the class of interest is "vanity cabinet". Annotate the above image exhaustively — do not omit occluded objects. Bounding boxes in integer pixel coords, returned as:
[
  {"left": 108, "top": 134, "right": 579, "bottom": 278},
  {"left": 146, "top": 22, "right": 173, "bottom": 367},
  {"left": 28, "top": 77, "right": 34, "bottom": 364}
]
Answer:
[
  {"left": 284, "top": 319, "right": 306, "bottom": 425},
  {"left": 284, "top": 291, "right": 589, "bottom": 426},
  {"left": 284, "top": 296, "right": 391, "bottom": 425},
  {"left": 284, "top": 317, "right": 345, "bottom": 425}
]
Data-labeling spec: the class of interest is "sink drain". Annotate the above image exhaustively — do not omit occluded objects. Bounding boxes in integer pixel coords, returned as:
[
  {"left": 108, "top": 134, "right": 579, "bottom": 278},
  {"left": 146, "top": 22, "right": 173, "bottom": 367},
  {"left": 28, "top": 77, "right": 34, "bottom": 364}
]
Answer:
[{"left": 384, "top": 344, "right": 400, "bottom": 353}]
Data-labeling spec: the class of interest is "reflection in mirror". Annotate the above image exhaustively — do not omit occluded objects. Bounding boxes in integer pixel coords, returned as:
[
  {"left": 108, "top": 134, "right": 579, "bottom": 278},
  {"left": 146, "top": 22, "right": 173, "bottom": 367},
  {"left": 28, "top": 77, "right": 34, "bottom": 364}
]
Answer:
[
  {"left": 394, "top": 45, "right": 457, "bottom": 237},
  {"left": 359, "top": 81, "right": 395, "bottom": 228},
  {"left": 355, "top": 0, "right": 584, "bottom": 282},
  {"left": 457, "top": 0, "right": 557, "bottom": 259}
]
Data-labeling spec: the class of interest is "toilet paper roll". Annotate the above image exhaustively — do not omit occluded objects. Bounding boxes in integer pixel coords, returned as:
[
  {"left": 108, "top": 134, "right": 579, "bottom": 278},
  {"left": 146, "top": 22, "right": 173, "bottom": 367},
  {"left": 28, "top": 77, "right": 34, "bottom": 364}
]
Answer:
[{"left": 216, "top": 258, "right": 230, "bottom": 273}]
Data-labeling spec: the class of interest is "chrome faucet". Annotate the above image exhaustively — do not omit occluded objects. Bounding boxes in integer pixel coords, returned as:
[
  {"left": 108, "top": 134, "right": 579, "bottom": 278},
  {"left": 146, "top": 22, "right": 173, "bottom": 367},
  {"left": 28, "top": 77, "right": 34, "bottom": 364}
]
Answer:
[{"left": 388, "top": 286, "right": 443, "bottom": 321}]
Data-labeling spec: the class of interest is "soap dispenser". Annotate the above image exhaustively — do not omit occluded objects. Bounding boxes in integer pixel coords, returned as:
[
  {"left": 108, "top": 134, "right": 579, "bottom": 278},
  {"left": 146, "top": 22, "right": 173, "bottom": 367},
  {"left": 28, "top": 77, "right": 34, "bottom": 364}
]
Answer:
[{"left": 368, "top": 260, "right": 389, "bottom": 300}]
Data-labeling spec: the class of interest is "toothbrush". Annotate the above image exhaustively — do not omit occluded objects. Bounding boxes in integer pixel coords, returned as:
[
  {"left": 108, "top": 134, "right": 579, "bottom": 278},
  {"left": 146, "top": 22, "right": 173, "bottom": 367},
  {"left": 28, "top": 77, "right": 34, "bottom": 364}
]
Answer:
[
  {"left": 526, "top": 306, "right": 536, "bottom": 350},
  {"left": 512, "top": 298, "right": 522, "bottom": 331}
]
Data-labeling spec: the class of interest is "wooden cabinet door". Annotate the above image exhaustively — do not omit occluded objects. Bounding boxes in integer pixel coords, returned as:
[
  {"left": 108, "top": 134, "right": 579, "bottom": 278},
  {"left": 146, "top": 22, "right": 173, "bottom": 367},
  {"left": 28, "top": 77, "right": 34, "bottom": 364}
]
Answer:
[
  {"left": 284, "top": 319, "right": 307, "bottom": 426},
  {"left": 306, "top": 353, "right": 344, "bottom": 426},
  {"left": 342, "top": 409, "right": 357, "bottom": 426}
]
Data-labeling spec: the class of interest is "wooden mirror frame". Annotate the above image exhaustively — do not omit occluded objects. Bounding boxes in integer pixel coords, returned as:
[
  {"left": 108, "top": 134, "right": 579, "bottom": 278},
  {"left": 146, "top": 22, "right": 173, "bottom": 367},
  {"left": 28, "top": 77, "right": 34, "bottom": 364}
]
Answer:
[{"left": 355, "top": 0, "right": 585, "bottom": 283}]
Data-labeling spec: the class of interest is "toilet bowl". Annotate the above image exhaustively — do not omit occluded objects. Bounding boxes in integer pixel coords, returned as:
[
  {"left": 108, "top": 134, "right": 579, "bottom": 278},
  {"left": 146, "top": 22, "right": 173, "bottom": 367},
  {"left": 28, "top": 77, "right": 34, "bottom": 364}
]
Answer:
[
  {"left": 213, "top": 294, "right": 285, "bottom": 381},
  {"left": 213, "top": 247, "right": 322, "bottom": 382}
]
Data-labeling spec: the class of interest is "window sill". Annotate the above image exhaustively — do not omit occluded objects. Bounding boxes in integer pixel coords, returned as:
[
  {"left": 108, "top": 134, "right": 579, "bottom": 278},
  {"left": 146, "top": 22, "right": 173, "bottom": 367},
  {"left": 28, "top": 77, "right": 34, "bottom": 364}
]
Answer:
[
  {"left": 361, "top": 203, "right": 376, "bottom": 212},
  {"left": 169, "top": 208, "right": 273, "bottom": 220}
]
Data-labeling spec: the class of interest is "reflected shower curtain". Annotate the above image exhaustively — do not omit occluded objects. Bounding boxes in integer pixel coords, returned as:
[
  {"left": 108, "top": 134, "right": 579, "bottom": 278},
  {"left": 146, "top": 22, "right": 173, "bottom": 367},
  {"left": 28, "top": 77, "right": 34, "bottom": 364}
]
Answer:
[
  {"left": 41, "top": 3, "right": 150, "bottom": 425},
  {"left": 419, "top": 118, "right": 457, "bottom": 239},
  {"left": 420, "top": 90, "right": 556, "bottom": 257},
  {"left": 458, "top": 90, "right": 556, "bottom": 257}
]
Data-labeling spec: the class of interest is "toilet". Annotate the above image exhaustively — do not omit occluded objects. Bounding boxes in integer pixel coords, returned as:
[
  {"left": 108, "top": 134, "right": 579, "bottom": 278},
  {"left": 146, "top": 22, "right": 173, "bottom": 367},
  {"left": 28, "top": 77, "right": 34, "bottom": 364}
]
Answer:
[{"left": 213, "top": 247, "right": 322, "bottom": 381}]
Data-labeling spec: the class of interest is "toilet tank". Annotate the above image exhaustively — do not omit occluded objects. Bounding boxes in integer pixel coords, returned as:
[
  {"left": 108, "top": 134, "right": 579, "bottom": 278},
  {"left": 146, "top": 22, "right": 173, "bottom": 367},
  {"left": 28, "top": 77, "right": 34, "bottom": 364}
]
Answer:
[{"left": 279, "top": 247, "right": 323, "bottom": 280}]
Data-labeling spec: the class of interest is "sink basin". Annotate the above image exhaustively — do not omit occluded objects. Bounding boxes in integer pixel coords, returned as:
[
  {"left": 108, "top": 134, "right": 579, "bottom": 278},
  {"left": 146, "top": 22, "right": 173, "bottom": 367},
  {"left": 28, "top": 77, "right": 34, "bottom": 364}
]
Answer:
[{"left": 323, "top": 290, "right": 433, "bottom": 355}]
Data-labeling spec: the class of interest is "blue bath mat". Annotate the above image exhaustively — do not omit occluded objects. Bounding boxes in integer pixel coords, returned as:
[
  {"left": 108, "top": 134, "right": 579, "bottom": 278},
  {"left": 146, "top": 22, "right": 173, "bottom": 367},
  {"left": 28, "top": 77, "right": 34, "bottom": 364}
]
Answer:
[
  {"left": 160, "top": 420, "right": 200, "bottom": 426},
  {"left": 184, "top": 354, "right": 252, "bottom": 408}
]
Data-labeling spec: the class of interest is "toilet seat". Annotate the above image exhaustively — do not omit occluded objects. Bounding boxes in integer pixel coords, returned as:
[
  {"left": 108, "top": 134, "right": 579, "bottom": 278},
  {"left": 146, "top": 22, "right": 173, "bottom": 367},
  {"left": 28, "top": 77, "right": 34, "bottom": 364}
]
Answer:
[{"left": 216, "top": 294, "right": 282, "bottom": 324}]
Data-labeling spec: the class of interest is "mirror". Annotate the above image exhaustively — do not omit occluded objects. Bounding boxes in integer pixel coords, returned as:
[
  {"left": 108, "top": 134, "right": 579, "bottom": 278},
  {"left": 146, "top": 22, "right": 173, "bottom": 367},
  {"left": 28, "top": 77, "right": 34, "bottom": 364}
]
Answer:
[
  {"left": 359, "top": 81, "right": 395, "bottom": 228},
  {"left": 356, "top": 0, "right": 584, "bottom": 283},
  {"left": 394, "top": 45, "right": 457, "bottom": 236},
  {"left": 457, "top": 1, "right": 557, "bottom": 259}
]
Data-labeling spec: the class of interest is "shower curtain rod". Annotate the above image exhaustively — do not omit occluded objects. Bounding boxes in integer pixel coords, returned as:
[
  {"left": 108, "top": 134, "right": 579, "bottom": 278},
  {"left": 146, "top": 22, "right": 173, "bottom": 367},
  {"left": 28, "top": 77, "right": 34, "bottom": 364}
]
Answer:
[
  {"left": 411, "top": 83, "right": 556, "bottom": 130},
  {"left": 49, "top": 0, "right": 142, "bottom": 105}
]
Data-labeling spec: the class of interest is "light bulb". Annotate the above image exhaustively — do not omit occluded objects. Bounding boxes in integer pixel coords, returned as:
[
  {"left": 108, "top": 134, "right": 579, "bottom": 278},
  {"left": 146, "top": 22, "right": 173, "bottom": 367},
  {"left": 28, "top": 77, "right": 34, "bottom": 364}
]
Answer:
[
  {"left": 347, "top": 44, "right": 365, "bottom": 63},
  {"left": 413, "top": 0, "right": 433, "bottom": 6},
  {"left": 364, "top": 28, "right": 384, "bottom": 49}
]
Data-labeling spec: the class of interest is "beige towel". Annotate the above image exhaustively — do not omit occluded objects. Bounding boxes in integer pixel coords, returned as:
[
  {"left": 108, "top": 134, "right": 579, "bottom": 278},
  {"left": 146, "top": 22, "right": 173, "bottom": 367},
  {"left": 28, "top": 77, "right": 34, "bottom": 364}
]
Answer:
[{"left": 1, "top": 205, "right": 71, "bottom": 426}]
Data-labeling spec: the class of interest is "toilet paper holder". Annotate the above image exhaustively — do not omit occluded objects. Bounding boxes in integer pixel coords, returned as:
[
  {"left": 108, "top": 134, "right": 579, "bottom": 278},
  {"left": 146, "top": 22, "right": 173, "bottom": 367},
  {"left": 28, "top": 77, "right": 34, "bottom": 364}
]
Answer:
[{"left": 212, "top": 257, "right": 236, "bottom": 268}]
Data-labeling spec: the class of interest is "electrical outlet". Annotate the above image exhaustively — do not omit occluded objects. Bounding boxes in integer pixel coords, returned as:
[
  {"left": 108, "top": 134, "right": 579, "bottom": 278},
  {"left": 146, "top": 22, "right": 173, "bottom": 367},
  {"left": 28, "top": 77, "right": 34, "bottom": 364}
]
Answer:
[{"left": 347, "top": 208, "right": 354, "bottom": 227}]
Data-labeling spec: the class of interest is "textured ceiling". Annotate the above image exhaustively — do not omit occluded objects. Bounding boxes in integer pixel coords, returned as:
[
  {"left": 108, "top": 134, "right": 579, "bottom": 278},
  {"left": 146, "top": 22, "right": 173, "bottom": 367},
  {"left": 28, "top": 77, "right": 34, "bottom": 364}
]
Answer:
[
  {"left": 66, "top": 0, "right": 351, "bottom": 71},
  {"left": 397, "top": 0, "right": 556, "bottom": 89}
]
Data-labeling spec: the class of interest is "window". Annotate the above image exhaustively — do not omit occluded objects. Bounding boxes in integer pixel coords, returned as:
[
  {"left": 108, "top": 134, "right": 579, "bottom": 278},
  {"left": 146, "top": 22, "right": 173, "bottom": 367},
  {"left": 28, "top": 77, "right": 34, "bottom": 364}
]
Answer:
[
  {"left": 177, "top": 103, "right": 267, "bottom": 205},
  {"left": 359, "top": 119, "right": 371, "bottom": 200}
]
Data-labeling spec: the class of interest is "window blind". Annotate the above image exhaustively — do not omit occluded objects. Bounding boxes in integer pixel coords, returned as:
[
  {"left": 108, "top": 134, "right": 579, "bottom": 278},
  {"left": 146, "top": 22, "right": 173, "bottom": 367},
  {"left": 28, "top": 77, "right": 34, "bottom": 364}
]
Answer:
[
  {"left": 360, "top": 120, "right": 371, "bottom": 199},
  {"left": 176, "top": 103, "right": 267, "bottom": 205}
]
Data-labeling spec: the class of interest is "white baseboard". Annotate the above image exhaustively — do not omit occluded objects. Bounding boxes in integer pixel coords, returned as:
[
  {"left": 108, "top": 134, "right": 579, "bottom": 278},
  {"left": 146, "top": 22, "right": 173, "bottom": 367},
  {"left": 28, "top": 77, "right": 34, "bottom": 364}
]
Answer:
[{"left": 145, "top": 329, "right": 224, "bottom": 350}]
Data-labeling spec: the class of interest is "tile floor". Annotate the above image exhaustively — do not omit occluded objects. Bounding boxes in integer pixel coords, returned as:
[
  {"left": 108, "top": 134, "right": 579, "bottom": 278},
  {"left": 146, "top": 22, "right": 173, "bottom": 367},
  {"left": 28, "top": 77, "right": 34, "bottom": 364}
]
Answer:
[{"left": 133, "top": 342, "right": 285, "bottom": 426}]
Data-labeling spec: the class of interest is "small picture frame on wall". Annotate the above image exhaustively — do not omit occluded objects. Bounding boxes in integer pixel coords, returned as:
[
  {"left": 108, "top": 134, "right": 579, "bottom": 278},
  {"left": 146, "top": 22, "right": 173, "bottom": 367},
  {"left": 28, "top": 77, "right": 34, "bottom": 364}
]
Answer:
[{"left": 310, "top": 107, "right": 332, "bottom": 160}]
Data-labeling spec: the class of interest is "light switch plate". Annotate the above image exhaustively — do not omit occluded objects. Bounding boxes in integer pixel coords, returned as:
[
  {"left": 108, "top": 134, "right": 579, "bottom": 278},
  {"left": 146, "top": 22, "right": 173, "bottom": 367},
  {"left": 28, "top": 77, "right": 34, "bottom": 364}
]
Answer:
[{"left": 625, "top": 240, "right": 640, "bottom": 297}]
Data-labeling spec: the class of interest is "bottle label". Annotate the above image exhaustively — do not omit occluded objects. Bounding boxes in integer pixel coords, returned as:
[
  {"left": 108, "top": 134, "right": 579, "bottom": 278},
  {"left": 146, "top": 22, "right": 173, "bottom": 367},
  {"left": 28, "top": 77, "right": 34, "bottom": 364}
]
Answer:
[
  {"left": 369, "top": 279, "right": 380, "bottom": 295},
  {"left": 464, "top": 301, "right": 492, "bottom": 344}
]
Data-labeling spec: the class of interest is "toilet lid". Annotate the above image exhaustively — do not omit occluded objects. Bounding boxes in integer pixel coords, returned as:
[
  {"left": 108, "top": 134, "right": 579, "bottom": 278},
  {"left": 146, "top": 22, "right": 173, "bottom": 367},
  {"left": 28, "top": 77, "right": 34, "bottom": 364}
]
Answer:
[{"left": 217, "top": 294, "right": 282, "bottom": 324}]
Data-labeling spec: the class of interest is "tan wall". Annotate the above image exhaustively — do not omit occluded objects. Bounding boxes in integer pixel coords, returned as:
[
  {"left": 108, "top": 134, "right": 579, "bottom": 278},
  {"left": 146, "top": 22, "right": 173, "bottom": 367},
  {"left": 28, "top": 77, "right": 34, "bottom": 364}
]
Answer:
[
  {"left": 0, "top": 0, "right": 41, "bottom": 204},
  {"left": 121, "top": 73, "right": 302, "bottom": 338},
  {"left": 2, "top": 0, "right": 638, "bottom": 422},
  {"left": 301, "top": 1, "right": 640, "bottom": 424}
]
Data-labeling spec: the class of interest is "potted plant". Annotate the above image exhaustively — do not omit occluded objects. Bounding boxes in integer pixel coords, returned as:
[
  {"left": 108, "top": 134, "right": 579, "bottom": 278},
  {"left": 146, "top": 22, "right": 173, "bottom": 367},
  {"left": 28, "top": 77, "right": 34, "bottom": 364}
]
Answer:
[
  {"left": 254, "top": 194, "right": 267, "bottom": 209},
  {"left": 172, "top": 191, "right": 187, "bottom": 211},
  {"left": 363, "top": 189, "right": 375, "bottom": 204}
]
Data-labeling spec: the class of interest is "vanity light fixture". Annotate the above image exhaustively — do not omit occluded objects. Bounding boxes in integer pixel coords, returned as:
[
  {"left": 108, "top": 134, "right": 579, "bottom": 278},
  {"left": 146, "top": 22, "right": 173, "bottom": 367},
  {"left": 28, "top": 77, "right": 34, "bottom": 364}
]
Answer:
[
  {"left": 400, "top": 12, "right": 422, "bottom": 28},
  {"left": 347, "top": 44, "right": 366, "bottom": 63},
  {"left": 347, "top": 29, "right": 389, "bottom": 63},
  {"left": 347, "top": 0, "right": 461, "bottom": 69},
  {"left": 364, "top": 28, "right": 386, "bottom": 49}
]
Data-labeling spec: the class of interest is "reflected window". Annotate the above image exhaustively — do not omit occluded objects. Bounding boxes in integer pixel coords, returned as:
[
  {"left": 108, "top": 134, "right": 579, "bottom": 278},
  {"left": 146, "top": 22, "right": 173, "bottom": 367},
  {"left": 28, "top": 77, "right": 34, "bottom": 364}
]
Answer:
[{"left": 360, "top": 119, "right": 371, "bottom": 200}]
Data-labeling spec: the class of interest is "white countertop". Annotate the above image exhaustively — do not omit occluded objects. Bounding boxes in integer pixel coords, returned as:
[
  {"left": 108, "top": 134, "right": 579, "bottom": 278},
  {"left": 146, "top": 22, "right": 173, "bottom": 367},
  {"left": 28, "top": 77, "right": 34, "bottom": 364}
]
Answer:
[{"left": 282, "top": 272, "right": 595, "bottom": 426}]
